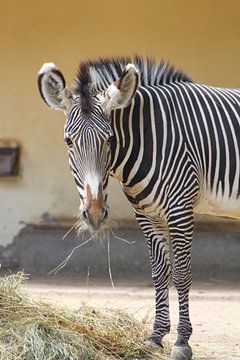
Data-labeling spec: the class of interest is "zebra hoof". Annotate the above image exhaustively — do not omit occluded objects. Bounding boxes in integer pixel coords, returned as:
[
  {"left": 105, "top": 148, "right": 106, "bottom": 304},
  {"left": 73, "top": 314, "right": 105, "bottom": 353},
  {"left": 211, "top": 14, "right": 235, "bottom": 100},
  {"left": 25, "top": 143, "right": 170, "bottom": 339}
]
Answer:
[
  {"left": 146, "top": 335, "right": 163, "bottom": 348},
  {"left": 170, "top": 345, "right": 192, "bottom": 360}
]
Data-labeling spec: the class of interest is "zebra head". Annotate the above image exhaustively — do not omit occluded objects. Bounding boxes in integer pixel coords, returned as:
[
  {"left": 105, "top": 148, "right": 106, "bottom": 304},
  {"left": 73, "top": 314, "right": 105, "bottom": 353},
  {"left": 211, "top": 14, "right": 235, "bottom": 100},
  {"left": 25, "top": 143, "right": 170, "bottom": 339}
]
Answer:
[{"left": 37, "top": 62, "right": 139, "bottom": 232}]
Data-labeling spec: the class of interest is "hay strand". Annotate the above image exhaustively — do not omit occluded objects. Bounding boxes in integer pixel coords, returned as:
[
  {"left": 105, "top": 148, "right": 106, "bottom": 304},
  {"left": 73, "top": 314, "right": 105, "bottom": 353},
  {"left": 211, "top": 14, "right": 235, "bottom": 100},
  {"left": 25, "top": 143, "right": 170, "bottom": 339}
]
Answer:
[{"left": 0, "top": 273, "right": 166, "bottom": 360}]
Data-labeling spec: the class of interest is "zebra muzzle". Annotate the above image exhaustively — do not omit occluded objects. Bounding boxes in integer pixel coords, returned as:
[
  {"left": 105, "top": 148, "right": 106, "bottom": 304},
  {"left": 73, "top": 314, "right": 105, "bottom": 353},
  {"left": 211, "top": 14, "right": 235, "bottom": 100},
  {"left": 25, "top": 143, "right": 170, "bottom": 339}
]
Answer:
[{"left": 82, "top": 184, "right": 108, "bottom": 230}]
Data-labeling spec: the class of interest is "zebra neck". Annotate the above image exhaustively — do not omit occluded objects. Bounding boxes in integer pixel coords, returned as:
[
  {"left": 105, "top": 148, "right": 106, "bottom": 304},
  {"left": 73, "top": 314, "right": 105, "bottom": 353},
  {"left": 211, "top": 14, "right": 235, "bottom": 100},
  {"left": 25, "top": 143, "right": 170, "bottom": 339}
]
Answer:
[{"left": 109, "top": 88, "right": 169, "bottom": 187}]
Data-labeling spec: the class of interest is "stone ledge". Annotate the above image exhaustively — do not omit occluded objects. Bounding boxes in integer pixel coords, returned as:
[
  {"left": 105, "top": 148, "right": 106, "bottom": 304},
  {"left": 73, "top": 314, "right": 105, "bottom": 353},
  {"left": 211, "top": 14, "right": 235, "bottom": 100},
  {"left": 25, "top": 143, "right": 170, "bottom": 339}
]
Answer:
[{"left": 0, "top": 224, "right": 239, "bottom": 281}]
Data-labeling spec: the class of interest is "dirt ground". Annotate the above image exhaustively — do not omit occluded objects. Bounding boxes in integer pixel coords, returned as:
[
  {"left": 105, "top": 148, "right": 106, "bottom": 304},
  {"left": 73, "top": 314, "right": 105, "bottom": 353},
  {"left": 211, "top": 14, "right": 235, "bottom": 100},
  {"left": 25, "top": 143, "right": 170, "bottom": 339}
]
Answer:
[{"left": 24, "top": 279, "right": 240, "bottom": 360}]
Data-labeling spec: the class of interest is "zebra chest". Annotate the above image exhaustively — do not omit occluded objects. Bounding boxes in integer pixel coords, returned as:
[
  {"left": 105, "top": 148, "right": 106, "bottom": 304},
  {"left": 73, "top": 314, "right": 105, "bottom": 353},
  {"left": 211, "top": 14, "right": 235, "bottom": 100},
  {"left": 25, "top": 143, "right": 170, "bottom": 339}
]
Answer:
[
  {"left": 122, "top": 178, "right": 240, "bottom": 221},
  {"left": 121, "top": 180, "right": 167, "bottom": 219}
]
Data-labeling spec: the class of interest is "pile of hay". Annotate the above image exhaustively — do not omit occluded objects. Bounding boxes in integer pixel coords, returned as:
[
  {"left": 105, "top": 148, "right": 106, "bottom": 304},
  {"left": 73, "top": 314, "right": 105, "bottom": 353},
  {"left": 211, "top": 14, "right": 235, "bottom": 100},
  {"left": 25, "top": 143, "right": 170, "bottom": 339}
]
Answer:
[{"left": 0, "top": 273, "right": 165, "bottom": 360}]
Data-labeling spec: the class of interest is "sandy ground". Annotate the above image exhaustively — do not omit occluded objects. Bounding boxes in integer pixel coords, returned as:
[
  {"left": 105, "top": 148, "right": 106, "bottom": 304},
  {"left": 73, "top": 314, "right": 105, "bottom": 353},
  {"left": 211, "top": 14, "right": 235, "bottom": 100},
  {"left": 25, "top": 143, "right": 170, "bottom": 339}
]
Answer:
[{"left": 24, "top": 279, "right": 240, "bottom": 360}]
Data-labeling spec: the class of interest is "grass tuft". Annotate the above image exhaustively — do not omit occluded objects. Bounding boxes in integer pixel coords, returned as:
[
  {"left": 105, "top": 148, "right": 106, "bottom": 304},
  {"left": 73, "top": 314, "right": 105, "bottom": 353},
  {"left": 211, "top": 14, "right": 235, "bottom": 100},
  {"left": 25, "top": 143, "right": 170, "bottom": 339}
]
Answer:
[{"left": 0, "top": 273, "right": 167, "bottom": 359}]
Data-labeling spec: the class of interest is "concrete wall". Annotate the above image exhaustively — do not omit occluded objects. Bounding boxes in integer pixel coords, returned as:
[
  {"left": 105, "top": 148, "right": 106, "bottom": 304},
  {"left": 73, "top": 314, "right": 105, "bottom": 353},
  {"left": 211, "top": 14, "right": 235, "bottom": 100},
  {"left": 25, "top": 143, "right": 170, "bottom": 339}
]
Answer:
[
  {"left": 0, "top": 0, "right": 239, "bottom": 245},
  {"left": 2, "top": 221, "right": 240, "bottom": 281}
]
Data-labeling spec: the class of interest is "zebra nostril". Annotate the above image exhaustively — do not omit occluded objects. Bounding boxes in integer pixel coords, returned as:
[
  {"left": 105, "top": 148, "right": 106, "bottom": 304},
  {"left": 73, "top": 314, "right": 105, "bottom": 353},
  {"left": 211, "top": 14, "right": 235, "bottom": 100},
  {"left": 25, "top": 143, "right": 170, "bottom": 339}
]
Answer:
[
  {"left": 82, "top": 210, "right": 88, "bottom": 221},
  {"left": 103, "top": 208, "right": 108, "bottom": 220}
]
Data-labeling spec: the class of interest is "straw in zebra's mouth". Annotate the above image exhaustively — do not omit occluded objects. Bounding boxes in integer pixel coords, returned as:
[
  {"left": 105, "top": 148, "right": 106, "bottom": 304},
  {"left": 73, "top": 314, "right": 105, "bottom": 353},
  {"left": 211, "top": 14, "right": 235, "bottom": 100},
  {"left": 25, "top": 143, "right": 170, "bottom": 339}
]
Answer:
[
  {"left": 75, "top": 212, "right": 118, "bottom": 238},
  {"left": 47, "top": 214, "right": 118, "bottom": 276}
]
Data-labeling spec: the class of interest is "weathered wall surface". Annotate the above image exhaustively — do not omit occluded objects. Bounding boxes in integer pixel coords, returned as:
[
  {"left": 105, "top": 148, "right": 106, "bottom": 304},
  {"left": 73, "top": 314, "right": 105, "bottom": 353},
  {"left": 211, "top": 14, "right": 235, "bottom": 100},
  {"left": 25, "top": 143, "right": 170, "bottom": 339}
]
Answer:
[
  {"left": 2, "top": 222, "right": 240, "bottom": 281},
  {"left": 0, "top": 0, "right": 239, "bottom": 245}
]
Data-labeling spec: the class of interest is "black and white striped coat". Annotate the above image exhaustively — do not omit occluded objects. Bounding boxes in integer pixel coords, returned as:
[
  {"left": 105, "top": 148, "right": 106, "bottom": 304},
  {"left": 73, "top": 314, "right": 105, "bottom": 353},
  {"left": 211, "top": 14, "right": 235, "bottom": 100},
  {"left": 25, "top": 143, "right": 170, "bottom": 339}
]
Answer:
[{"left": 38, "top": 57, "right": 240, "bottom": 360}]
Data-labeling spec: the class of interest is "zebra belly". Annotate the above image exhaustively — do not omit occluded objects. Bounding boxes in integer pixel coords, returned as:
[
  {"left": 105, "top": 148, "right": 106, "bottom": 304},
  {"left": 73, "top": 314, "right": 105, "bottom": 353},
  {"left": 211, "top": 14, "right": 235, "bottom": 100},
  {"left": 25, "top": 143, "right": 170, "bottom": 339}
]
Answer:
[{"left": 194, "top": 192, "right": 240, "bottom": 220}]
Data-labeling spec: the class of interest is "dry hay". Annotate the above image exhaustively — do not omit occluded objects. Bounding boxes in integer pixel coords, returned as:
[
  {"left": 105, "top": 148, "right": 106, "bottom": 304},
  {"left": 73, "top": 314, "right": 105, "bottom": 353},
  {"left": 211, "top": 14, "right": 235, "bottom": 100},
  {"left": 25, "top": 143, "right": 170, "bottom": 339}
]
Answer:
[{"left": 0, "top": 273, "right": 167, "bottom": 360}]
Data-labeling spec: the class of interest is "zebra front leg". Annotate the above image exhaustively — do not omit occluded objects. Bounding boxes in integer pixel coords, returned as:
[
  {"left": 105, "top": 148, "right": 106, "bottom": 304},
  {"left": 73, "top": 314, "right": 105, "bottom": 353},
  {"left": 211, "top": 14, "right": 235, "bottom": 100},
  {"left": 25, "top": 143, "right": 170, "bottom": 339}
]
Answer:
[
  {"left": 136, "top": 214, "right": 171, "bottom": 347},
  {"left": 148, "top": 234, "right": 171, "bottom": 348},
  {"left": 168, "top": 207, "right": 193, "bottom": 360}
]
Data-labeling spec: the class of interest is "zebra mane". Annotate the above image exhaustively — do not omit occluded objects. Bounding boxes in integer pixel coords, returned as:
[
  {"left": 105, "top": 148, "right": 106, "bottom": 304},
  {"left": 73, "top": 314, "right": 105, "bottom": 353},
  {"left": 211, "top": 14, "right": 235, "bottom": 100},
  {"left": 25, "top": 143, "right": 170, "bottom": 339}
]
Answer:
[{"left": 74, "top": 56, "right": 192, "bottom": 111}]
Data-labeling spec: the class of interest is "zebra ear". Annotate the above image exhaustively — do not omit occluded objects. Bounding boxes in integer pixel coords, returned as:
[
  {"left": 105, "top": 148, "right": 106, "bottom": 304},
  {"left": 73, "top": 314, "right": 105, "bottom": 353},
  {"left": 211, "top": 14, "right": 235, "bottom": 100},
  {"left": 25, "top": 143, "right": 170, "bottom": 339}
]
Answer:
[
  {"left": 38, "top": 63, "right": 74, "bottom": 111},
  {"left": 103, "top": 64, "right": 139, "bottom": 113}
]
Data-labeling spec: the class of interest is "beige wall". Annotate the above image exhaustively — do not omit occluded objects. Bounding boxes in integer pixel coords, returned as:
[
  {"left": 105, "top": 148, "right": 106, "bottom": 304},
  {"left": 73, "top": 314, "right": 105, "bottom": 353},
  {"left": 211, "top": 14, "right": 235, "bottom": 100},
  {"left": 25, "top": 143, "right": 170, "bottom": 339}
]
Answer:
[{"left": 0, "top": 0, "right": 239, "bottom": 245}]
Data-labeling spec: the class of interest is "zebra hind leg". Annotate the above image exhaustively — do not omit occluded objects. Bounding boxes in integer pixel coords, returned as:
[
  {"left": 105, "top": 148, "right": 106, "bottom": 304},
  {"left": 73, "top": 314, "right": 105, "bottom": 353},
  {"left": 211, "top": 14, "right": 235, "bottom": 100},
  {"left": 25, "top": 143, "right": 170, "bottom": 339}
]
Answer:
[{"left": 168, "top": 207, "right": 194, "bottom": 360}]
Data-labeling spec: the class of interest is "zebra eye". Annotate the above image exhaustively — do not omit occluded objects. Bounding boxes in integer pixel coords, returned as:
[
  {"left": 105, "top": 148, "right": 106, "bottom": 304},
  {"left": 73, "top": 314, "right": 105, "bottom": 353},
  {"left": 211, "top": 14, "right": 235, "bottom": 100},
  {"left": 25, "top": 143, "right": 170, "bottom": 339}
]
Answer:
[{"left": 65, "top": 137, "right": 73, "bottom": 147}]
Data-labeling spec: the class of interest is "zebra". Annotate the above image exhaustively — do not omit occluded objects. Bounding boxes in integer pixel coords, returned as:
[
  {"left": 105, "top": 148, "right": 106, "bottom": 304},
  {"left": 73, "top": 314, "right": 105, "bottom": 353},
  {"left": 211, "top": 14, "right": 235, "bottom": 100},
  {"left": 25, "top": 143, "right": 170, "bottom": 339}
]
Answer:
[{"left": 37, "top": 56, "right": 240, "bottom": 360}]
